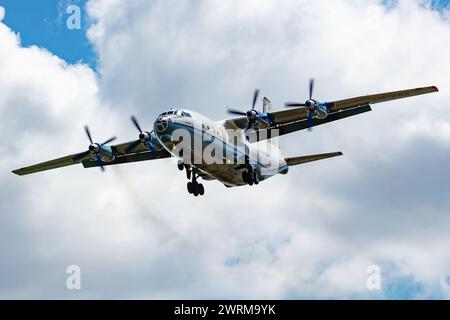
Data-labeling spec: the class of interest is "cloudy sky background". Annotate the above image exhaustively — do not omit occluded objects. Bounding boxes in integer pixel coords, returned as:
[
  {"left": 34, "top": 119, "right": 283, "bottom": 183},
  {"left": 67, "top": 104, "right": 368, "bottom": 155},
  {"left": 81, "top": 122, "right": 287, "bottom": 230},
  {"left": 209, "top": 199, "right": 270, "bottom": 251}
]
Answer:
[{"left": 1, "top": 0, "right": 450, "bottom": 299}]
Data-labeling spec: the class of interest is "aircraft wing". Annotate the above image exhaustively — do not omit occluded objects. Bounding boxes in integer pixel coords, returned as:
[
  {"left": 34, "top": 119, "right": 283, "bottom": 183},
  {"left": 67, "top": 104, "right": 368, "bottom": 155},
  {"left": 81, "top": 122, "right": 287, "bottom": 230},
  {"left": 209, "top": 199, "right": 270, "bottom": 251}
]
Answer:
[
  {"left": 81, "top": 149, "right": 172, "bottom": 169},
  {"left": 327, "top": 86, "right": 438, "bottom": 112},
  {"left": 12, "top": 153, "right": 89, "bottom": 176},
  {"left": 224, "top": 107, "right": 309, "bottom": 130},
  {"left": 225, "top": 86, "right": 438, "bottom": 140},
  {"left": 12, "top": 140, "right": 171, "bottom": 176},
  {"left": 255, "top": 104, "right": 373, "bottom": 140},
  {"left": 225, "top": 86, "right": 439, "bottom": 131}
]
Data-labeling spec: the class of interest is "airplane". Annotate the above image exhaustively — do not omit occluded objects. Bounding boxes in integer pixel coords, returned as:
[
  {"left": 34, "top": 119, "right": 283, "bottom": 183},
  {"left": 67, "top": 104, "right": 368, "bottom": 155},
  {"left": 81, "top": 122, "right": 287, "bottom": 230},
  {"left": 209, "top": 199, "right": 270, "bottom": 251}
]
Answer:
[{"left": 12, "top": 80, "right": 438, "bottom": 197}]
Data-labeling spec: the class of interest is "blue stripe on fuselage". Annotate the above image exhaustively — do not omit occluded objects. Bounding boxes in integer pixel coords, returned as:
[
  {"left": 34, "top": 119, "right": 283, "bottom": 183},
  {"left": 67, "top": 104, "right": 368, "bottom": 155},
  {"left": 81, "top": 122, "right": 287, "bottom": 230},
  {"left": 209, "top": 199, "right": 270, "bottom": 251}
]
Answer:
[{"left": 161, "top": 120, "right": 285, "bottom": 171}]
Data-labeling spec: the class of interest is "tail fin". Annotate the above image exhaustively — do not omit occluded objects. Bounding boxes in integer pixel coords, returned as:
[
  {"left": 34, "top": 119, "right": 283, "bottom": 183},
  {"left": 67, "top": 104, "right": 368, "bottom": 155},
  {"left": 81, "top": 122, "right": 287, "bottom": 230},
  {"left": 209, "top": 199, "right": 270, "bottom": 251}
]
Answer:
[
  {"left": 285, "top": 152, "right": 343, "bottom": 167},
  {"left": 263, "top": 97, "right": 272, "bottom": 113}
]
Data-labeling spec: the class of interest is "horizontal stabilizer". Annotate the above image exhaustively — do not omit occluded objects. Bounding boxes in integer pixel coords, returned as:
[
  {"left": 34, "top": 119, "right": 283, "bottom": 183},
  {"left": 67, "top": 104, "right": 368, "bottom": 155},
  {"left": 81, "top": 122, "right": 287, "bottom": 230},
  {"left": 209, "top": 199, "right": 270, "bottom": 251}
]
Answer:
[{"left": 285, "top": 152, "right": 343, "bottom": 167}]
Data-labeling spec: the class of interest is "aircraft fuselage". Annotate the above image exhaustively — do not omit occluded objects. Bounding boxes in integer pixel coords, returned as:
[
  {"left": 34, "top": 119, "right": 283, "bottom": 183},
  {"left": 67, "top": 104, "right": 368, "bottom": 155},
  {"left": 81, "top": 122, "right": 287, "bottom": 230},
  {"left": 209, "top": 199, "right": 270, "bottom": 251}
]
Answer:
[{"left": 153, "top": 109, "right": 288, "bottom": 187}]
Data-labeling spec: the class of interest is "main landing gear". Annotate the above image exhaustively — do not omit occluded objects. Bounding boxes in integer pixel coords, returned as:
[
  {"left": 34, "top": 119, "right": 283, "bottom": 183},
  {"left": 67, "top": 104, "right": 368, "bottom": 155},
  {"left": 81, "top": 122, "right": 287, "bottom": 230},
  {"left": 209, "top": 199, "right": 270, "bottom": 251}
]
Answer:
[
  {"left": 187, "top": 177, "right": 204, "bottom": 197},
  {"left": 178, "top": 160, "right": 205, "bottom": 197},
  {"left": 242, "top": 166, "right": 259, "bottom": 186}
]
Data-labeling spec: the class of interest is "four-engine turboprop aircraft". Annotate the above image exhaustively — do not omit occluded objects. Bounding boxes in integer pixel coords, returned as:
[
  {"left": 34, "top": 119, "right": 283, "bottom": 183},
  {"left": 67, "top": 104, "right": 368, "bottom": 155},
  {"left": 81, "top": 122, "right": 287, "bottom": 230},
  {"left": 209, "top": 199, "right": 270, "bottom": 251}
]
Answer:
[{"left": 13, "top": 80, "right": 438, "bottom": 196}]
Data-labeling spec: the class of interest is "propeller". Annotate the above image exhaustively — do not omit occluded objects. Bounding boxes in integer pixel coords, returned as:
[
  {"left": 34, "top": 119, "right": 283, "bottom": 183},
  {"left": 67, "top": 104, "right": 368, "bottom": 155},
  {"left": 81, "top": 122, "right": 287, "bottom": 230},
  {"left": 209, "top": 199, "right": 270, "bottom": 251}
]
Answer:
[
  {"left": 309, "top": 78, "right": 314, "bottom": 100},
  {"left": 284, "top": 78, "right": 317, "bottom": 131},
  {"left": 73, "top": 126, "right": 117, "bottom": 171},
  {"left": 227, "top": 89, "right": 261, "bottom": 130},
  {"left": 125, "top": 116, "right": 157, "bottom": 155}
]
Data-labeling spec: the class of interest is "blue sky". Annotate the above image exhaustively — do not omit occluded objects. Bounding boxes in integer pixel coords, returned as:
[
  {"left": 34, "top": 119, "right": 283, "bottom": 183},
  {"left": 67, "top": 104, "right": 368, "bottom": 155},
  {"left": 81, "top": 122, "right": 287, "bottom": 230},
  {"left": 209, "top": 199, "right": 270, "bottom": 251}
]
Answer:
[
  {"left": 382, "top": 0, "right": 450, "bottom": 9},
  {"left": 0, "top": 0, "right": 96, "bottom": 68},
  {"left": 0, "top": 0, "right": 449, "bottom": 71}
]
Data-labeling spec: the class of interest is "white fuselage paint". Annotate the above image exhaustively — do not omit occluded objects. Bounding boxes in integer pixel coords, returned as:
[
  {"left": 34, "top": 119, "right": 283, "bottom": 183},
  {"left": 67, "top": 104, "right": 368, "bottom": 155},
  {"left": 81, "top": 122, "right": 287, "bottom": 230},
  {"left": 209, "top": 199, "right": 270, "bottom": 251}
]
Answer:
[{"left": 153, "top": 109, "right": 288, "bottom": 187}]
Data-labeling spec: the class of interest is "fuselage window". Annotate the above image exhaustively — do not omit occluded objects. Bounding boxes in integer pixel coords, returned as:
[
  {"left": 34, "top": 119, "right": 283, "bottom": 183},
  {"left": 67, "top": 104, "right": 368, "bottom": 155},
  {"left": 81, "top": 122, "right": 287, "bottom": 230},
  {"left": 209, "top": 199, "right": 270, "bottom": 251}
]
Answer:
[{"left": 182, "top": 112, "right": 192, "bottom": 118}]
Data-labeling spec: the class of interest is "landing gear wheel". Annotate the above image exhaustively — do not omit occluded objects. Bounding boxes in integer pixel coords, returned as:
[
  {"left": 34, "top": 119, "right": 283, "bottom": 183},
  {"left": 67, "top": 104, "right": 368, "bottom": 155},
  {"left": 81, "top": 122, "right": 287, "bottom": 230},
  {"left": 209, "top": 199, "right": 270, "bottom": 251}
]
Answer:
[
  {"left": 186, "top": 172, "right": 205, "bottom": 196},
  {"left": 242, "top": 171, "right": 249, "bottom": 184},
  {"left": 177, "top": 160, "right": 184, "bottom": 171},
  {"left": 253, "top": 172, "right": 259, "bottom": 185},
  {"left": 242, "top": 171, "right": 254, "bottom": 186},
  {"left": 192, "top": 183, "right": 199, "bottom": 197}
]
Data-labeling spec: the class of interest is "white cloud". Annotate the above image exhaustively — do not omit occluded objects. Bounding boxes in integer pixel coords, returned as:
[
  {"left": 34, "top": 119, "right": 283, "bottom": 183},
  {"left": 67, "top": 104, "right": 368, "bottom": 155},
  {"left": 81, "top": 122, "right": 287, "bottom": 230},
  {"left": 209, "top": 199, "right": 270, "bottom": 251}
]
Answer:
[{"left": 1, "top": 0, "right": 450, "bottom": 299}]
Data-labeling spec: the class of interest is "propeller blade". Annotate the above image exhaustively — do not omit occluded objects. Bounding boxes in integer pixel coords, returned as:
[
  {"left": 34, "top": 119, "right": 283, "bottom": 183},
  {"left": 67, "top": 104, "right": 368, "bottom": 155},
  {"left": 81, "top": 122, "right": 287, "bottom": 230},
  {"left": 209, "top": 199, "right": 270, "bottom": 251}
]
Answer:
[
  {"left": 285, "top": 102, "right": 306, "bottom": 108},
  {"left": 73, "top": 150, "right": 90, "bottom": 162},
  {"left": 307, "top": 111, "right": 313, "bottom": 132},
  {"left": 130, "top": 115, "right": 143, "bottom": 133},
  {"left": 101, "top": 136, "right": 117, "bottom": 146},
  {"left": 309, "top": 78, "right": 315, "bottom": 99},
  {"left": 146, "top": 142, "right": 158, "bottom": 156},
  {"left": 95, "top": 154, "right": 105, "bottom": 172},
  {"left": 252, "top": 89, "right": 260, "bottom": 110},
  {"left": 84, "top": 126, "right": 93, "bottom": 144},
  {"left": 227, "top": 108, "right": 247, "bottom": 116},
  {"left": 125, "top": 140, "right": 141, "bottom": 154}
]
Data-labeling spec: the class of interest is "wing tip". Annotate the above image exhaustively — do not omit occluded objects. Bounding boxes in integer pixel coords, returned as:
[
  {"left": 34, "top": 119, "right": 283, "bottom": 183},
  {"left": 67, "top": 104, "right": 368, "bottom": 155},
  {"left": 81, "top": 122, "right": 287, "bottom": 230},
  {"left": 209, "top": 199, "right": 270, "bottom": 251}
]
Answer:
[
  {"left": 12, "top": 169, "right": 24, "bottom": 176},
  {"left": 328, "top": 151, "right": 344, "bottom": 158},
  {"left": 432, "top": 85, "right": 439, "bottom": 92}
]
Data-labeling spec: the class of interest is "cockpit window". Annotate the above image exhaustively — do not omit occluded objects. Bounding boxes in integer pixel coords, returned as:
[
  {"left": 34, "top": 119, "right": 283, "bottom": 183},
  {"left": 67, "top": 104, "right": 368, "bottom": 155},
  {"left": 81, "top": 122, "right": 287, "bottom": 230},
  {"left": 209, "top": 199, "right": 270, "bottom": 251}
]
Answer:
[{"left": 159, "top": 110, "right": 191, "bottom": 118}]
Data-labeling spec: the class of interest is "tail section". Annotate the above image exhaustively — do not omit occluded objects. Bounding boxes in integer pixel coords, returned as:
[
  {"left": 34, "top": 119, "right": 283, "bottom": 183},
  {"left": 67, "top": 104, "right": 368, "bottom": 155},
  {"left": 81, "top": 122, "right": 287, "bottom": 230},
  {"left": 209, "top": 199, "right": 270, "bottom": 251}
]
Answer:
[{"left": 284, "top": 151, "right": 343, "bottom": 167}]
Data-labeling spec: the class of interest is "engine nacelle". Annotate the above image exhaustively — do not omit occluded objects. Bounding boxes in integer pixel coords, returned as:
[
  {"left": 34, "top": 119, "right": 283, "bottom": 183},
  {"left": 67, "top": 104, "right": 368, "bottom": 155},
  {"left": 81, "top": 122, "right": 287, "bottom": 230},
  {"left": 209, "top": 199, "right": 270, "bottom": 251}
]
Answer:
[
  {"left": 245, "top": 113, "right": 272, "bottom": 131},
  {"left": 314, "top": 105, "right": 328, "bottom": 120},
  {"left": 99, "top": 147, "right": 116, "bottom": 162},
  {"left": 89, "top": 144, "right": 115, "bottom": 162},
  {"left": 255, "top": 118, "right": 271, "bottom": 130},
  {"left": 139, "top": 131, "right": 152, "bottom": 142},
  {"left": 305, "top": 99, "right": 328, "bottom": 120},
  {"left": 140, "top": 131, "right": 161, "bottom": 150}
]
